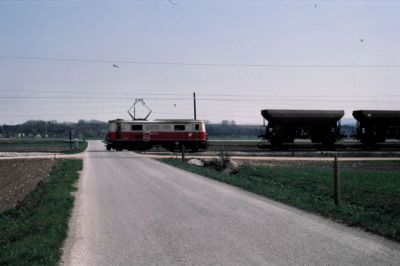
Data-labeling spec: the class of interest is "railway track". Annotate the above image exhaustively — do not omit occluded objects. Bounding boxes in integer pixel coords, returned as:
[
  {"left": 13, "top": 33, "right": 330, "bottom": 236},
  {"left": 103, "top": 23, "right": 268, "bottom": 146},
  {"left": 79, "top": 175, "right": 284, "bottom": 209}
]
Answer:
[{"left": 208, "top": 140, "right": 400, "bottom": 151}]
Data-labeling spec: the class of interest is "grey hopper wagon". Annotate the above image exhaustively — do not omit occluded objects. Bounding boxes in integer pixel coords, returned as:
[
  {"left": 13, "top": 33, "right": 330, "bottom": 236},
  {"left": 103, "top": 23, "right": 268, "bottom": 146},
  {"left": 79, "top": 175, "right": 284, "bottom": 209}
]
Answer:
[
  {"left": 260, "top": 109, "right": 344, "bottom": 145},
  {"left": 353, "top": 110, "right": 400, "bottom": 144}
]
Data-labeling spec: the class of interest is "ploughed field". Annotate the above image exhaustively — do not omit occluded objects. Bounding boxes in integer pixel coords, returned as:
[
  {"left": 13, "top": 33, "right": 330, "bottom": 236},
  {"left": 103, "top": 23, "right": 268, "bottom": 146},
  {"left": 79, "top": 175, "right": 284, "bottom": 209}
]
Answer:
[{"left": 0, "top": 159, "right": 55, "bottom": 212}]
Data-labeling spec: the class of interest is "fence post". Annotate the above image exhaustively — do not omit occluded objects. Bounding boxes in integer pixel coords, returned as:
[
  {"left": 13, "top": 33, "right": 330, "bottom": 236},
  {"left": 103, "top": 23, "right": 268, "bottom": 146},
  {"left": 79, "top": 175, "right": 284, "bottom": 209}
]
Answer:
[
  {"left": 333, "top": 155, "right": 341, "bottom": 206},
  {"left": 181, "top": 144, "right": 186, "bottom": 162},
  {"left": 53, "top": 141, "right": 56, "bottom": 160},
  {"left": 69, "top": 130, "right": 72, "bottom": 150}
]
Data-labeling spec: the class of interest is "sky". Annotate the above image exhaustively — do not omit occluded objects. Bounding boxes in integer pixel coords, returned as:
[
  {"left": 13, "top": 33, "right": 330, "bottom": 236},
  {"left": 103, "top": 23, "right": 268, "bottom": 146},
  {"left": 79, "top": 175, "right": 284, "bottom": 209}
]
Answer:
[{"left": 0, "top": 0, "right": 399, "bottom": 125}]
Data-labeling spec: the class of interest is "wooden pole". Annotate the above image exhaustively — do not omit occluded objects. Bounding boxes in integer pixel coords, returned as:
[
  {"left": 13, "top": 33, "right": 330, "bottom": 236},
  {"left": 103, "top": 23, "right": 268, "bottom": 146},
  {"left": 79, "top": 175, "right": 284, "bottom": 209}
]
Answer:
[
  {"left": 181, "top": 144, "right": 186, "bottom": 162},
  {"left": 53, "top": 141, "right": 56, "bottom": 159},
  {"left": 69, "top": 130, "right": 72, "bottom": 150},
  {"left": 334, "top": 155, "right": 341, "bottom": 206}
]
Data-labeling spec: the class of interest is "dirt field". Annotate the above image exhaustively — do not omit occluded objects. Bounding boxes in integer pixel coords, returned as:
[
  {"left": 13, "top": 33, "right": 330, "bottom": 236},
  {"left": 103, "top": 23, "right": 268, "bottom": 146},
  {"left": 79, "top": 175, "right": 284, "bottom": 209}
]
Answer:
[{"left": 0, "top": 159, "right": 56, "bottom": 213}]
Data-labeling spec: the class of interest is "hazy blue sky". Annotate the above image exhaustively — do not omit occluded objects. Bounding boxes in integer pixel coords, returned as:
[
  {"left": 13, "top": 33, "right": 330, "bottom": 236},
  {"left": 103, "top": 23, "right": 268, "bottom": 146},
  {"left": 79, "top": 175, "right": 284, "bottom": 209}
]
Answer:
[{"left": 0, "top": 0, "right": 399, "bottom": 124}]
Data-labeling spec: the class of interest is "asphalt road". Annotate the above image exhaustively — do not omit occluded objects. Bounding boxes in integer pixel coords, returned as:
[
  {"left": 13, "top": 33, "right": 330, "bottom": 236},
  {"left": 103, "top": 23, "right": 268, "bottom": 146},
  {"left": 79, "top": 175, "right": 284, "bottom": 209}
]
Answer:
[{"left": 62, "top": 140, "right": 400, "bottom": 265}]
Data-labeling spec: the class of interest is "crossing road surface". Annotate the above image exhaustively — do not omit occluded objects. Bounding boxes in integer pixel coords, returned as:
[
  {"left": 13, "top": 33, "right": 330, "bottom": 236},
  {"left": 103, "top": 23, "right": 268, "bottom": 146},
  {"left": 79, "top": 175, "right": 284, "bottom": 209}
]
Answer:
[{"left": 62, "top": 141, "right": 400, "bottom": 265}]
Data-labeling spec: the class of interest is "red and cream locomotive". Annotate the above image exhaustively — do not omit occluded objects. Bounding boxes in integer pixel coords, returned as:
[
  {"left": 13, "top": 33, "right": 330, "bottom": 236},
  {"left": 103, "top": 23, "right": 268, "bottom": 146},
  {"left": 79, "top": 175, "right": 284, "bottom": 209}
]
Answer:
[{"left": 105, "top": 119, "right": 208, "bottom": 152}]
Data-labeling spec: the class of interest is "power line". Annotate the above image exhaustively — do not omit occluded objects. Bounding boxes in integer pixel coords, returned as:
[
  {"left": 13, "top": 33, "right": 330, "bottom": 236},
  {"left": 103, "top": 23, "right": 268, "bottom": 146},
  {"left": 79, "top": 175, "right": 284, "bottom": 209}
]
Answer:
[
  {"left": 0, "top": 89, "right": 189, "bottom": 96},
  {"left": 0, "top": 109, "right": 253, "bottom": 119},
  {"left": 0, "top": 110, "right": 260, "bottom": 119},
  {"left": 1, "top": 95, "right": 399, "bottom": 104},
  {"left": 0, "top": 98, "right": 384, "bottom": 111},
  {"left": 0, "top": 96, "right": 192, "bottom": 101},
  {"left": 1, "top": 55, "right": 400, "bottom": 68},
  {"left": 1, "top": 0, "right": 397, "bottom": 2},
  {"left": 0, "top": 101, "right": 195, "bottom": 108},
  {"left": 3, "top": 89, "right": 400, "bottom": 98},
  {"left": 0, "top": 110, "right": 125, "bottom": 118},
  {"left": 195, "top": 98, "right": 400, "bottom": 104}
]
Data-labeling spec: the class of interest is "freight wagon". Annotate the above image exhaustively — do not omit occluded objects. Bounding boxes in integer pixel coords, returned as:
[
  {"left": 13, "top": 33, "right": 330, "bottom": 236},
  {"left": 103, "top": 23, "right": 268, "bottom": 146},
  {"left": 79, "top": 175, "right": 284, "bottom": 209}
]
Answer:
[
  {"left": 259, "top": 109, "right": 345, "bottom": 145},
  {"left": 353, "top": 110, "right": 400, "bottom": 144}
]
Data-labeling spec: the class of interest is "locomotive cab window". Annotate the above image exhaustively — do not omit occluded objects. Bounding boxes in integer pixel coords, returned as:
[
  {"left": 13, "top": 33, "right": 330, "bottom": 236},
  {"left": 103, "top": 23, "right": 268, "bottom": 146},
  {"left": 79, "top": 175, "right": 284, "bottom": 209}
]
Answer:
[
  {"left": 195, "top": 124, "right": 200, "bottom": 130},
  {"left": 174, "top": 125, "right": 186, "bottom": 131},
  {"left": 131, "top": 125, "right": 143, "bottom": 131}
]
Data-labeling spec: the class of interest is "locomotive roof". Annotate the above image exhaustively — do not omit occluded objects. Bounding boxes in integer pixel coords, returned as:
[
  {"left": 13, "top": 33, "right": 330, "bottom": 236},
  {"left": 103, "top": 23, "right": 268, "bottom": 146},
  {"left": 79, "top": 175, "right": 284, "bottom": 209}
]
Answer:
[
  {"left": 353, "top": 110, "right": 400, "bottom": 122},
  {"left": 261, "top": 109, "right": 344, "bottom": 122},
  {"left": 108, "top": 119, "right": 205, "bottom": 123}
]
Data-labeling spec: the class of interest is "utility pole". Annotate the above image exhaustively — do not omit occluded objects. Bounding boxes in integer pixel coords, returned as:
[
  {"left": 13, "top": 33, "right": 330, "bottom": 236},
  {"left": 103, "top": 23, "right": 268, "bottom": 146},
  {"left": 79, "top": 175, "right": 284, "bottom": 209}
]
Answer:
[{"left": 193, "top": 92, "right": 197, "bottom": 120}]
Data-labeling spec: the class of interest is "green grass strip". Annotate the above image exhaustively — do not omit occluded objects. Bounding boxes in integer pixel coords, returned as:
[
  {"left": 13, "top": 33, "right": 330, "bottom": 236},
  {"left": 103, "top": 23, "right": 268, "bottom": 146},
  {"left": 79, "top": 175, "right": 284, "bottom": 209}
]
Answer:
[
  {"left": 60, "top": 141, "right": 88, "bottom": 154},
  {"left": 160, "top": 158, "right": 400, "bottom": 242},
  {"left": 0, "top": 140, "right": 88, "bottom": 153},
  {"left": 0, "top": 159, "right": 83, "bottom": 266}
]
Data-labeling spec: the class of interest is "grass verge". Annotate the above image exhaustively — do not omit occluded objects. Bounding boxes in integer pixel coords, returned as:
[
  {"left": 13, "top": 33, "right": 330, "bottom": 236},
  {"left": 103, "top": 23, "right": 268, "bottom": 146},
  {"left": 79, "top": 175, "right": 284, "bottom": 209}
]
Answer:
[
  {"left": 0, "top": 139, "right": 88, "bottom": 153},
  {"left": 160, "top": 158, "right": 400, "bottom": 242},
  {"left": 0, "top": 159, "right": 83, "bottom": 266},
  {"left": 60, "top": 141, "right": 88, "bottom": 154}
]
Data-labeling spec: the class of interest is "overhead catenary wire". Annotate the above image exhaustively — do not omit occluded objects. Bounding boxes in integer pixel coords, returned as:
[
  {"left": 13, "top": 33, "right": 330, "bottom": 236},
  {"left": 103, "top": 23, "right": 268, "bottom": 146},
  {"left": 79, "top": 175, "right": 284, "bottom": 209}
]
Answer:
[
  {"left": 0, "top": 89, "right": 190, "bottom": 96},
  {"left": 0, "top": 109, "right": 259, "bottom": 119},
  {"left": 1, "top": 55, "right": 400, "bottom": 68},
  {"left": 0, "top": 95, "right": 399, "bottom": 104},
  {"left": 3, "top": 89, "right": 400, "bottom": 98},
  {"left": 0, "top": 102, "right": 392, "bottom": 112}
]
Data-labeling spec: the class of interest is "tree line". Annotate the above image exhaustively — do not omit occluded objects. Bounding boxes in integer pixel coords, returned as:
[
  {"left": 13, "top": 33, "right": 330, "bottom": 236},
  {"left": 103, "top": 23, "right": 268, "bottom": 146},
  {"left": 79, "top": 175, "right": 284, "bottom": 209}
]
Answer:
[
  {"left": 0, "top": 120, "right": 108, "bottom": 139},
  {"left": 0, "top": 120, "right": 261, "bottom": 139}
]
